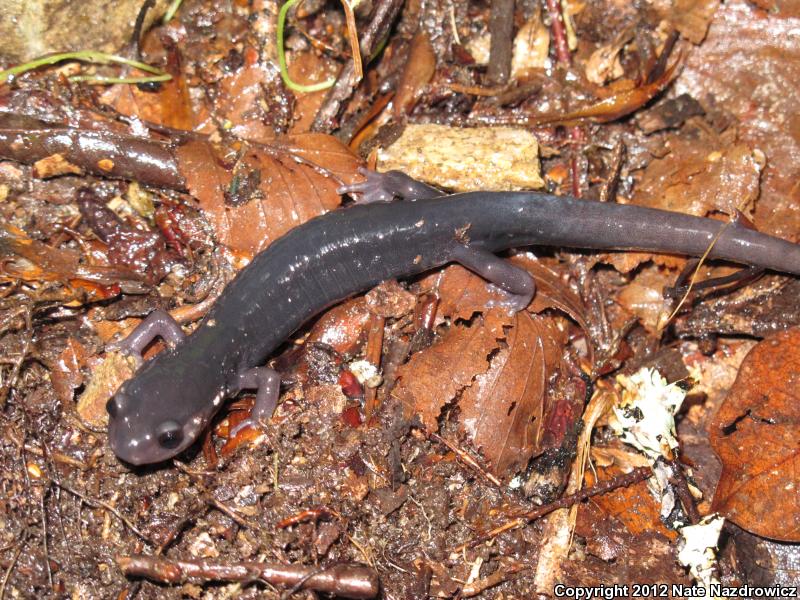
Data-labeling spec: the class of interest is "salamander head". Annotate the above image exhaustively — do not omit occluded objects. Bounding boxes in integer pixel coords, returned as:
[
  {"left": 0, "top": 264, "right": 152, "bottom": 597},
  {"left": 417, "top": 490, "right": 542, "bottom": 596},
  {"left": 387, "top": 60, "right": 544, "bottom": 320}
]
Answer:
[{"left": 106, "top": 378, "right": 223, "bottom": 465}]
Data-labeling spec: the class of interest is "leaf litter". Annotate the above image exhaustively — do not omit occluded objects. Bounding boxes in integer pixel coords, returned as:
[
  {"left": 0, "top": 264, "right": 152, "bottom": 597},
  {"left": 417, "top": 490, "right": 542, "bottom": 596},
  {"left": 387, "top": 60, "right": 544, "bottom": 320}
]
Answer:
[{"left": 0, "top": 0, "right": 799, "bottom": 597}]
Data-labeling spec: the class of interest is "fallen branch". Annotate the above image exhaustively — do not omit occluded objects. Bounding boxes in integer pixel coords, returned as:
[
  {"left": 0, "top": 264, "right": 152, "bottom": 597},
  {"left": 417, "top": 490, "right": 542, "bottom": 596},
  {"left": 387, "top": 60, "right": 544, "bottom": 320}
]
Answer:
[
  {"left": 454, "top": 466, "right": 652, "bottom": 552},
  {"left": 117, "top": 555, "right": 380, "bottom": 599}
]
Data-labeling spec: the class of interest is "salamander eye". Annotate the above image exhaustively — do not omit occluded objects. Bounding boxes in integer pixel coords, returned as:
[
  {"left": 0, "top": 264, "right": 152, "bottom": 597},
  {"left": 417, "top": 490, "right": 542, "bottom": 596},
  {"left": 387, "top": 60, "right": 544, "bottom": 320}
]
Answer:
[{"left": 156, "top": 421, "right": 184, "bottom": 449}]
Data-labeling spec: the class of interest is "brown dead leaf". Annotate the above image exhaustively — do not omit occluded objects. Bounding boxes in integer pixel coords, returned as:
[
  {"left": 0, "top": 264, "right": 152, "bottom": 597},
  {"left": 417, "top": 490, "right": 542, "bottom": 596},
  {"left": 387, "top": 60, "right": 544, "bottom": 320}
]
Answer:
[
  {"left": 175, "top": 135, "right": 362, "bottom": 255},
  {"left": 511, "top": 256, "right": 591, "bottom": 333},
  {"left": 615, "top": 264, "right": 672, "bottom": 333},
  {"left": 605, "top": 135, "right": 762, "bottom": 273},
  {"left": 394, "top": 308, "right": 567, "bottom": 476},
  {"left": 421, "top": 258, "right": 589, "bottom": 332},
  {"left": 593, "top": 250, "right": 686, "bottom": 275},
  {"left": 678, "top": 1, "right": 800, "bottom": 240},
  {"left": 213, "top": 53, "right": 293, "bottom": 141},
  {"left": 287, "top": 52, "right": 340, "bottom": 133},
  {"left": 458, "top": 311, "right": 565, "bottom": 475},
  {"left": 633, "top": 138, "right": 762, "bottom": 218},
  {"left": 393, "top": 32, "right": 436, "bottom": 119},
  {"left": 50, "top": 338, "right": 89, "bottom": 404},
  {"left": 709, "top": 328, "right": 800, "bottom": 542},
  {"left": 100, "top": 67, "right": 195, "bottom": 131},
  {"left": 671, "top": 0, "right": 720, "bottom": 44},
  {"left": 585, "top": 462, "right": 678, "bottom": 540},
  {"left": 418, "top": 264, "right": 499, "bottom": 321},
  {"left": 393, "top": 309, "right": 509, "bottom": 430}
]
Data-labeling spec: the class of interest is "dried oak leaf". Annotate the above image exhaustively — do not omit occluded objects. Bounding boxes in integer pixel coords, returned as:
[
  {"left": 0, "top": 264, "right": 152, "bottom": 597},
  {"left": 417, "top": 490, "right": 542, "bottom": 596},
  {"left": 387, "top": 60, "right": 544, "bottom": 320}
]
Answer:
[
  {"left": 678, "top": 0, "right": 800, "bottom": 240},
  {"left": 394, "top": 309, "right": 566, "bottom": 476},
  {"left": 598, "top": 137, "right": 762, "bottom": 274},
  {"left": 709, "top": 328, "right": 800, "bottom": 542},
  {"left": 634, "top": 138, "right": 762, "bottom": 217},
  {"left": 420, "top": 258, "right": 589, "bottom": 331},
  {"left": 458, "top": 311, "right": 566, "bottom": 474},
  {"left": 671, "top": 0, "right": 720, "bottom": 44},
  {"left": 585, "top": 461, "right": 678, "bottom": 540},
  {"left": 394, "top": 309, "right": 509, "bottom": 431},
  {"left": 176, "top": 135, "right": 363, "bottom": 255}
]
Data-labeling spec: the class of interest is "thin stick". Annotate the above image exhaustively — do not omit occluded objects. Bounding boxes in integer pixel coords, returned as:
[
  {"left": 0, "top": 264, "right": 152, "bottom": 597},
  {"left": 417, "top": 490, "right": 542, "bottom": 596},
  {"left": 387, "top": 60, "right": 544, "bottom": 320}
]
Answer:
[
  {"left": 428, "top": 432, "right": 502, "bottom": 487},
  {"left": 453, "top": 466, "right": 651, "bottom": 551},
  {"left": 53, "top": 480, "right": 154, "bottom": 544},
  {"left": 0, "top": 536, "right": 26, "bottom": 600}
]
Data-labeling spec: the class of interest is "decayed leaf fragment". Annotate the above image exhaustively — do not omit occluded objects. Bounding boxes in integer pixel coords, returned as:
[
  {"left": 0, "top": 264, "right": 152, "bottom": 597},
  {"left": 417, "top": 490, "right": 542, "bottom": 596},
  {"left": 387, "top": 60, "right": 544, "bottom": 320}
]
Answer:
[
  {"left": 709, "top": 328, "right": 800, "bottom": 542},
  {"left": 176, "top": 135, "right": 362, "bottom": 255},
  {"left": 584, "top": 460, "right": 678, "bottom": 539},
  {"left": 393, "top": 309, "right": 509, "bottom": 431},
  {"left": 671, "top": 0, "right": 720, "bottom": 44}
]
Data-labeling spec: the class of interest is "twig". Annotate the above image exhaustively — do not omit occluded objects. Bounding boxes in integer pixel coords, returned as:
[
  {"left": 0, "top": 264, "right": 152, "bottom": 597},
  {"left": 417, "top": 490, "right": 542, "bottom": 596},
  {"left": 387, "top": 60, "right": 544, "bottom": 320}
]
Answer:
[
  {"left": 666, "top": 459, "right": 700, "bottom": 524},
  {"left": 543, "top": 0, "right": 584, "bottom": 196},
  {"left": 172, "top": 462, "right": 261, "bottom": 529},
  {"left": 0, "top": 537, "right": 25, "bottom": 600},
  {"left": 117, "top": 555, "right": 380, "bottom": 599},
  {"left": 0, "top": 124, "right": 184, "bottom": 189},
  {"left": 52, "top": 480, "right": 154, "bottom": 544},
  {"left": 5, "top": 431, "right": 90, "bottom": 470},
  {"left": 428, "top": 432, "right": 502, "bottom": 487},
  {"left": 544, "top": 0, "right": 571, "bottom": 65},
  {"left": 340, "top": 0, "right": 364, "bottom": 83},
  {"left": 487, "top": 0, "right": 515, "bottom": 85},
  {"left": 131, "top": 0, "right": 157, "bottom": 61},
  {"left": 461, "top": 560, "right": 525, "bottom": 597},
  {"left": 363, "top": 313, "right": 385, "bottom": 419},
  {"left": 453, "top": 466, "right": 651, "bottom": 551},
  {"left": 312, "top": 0, "right": 405, "bottom": 131},
  {"left": 599, "top": 139, "right": 626, "bottom": 203},
  {"left": 40, "top": 486, "right": 53, "bottom": 587},
  {"left": 0, "top": 306, "right": 31, "bottom": 407}
]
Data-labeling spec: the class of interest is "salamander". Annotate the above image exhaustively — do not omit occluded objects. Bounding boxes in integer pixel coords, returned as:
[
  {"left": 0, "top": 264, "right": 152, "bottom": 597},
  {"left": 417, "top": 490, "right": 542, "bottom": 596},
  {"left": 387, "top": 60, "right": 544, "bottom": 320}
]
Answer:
[{"left": 106, "top": 170, "right": 800, "bottom": 465}]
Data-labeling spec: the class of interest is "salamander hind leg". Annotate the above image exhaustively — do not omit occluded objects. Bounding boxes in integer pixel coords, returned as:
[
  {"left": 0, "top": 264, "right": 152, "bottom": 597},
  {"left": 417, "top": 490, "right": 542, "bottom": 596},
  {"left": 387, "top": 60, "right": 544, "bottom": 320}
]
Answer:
[
  {"left": 107, "top": 309, "right": 186, "bottom": 364},
  {"left": 229, "top": 367, "right": 281, "bottom": 436},
  {"left": 450, "top": 244, "right": 536, "bottom": 314},
  {"left": 338, "top": 168, "right": 442, "bottom": 203}
]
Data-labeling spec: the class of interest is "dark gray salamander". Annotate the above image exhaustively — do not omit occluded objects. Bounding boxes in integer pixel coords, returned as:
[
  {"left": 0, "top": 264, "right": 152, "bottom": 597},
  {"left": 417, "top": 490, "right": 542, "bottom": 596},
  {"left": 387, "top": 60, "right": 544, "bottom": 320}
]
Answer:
[{"left": 106, "top": 174, "right": 800, "bottom": 465}]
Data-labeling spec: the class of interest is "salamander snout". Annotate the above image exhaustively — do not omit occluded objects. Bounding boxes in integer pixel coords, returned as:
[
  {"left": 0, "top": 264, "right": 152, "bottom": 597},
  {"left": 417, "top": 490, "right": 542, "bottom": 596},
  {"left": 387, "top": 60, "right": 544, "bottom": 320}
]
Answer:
[{"left": 106, "top": 390, "right": 193, "bottom": 466}]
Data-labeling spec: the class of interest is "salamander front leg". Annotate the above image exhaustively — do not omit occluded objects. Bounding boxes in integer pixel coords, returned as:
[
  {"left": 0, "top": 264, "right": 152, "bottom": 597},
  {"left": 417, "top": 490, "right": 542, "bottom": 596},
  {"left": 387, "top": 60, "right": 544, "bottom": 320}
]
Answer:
[
  {"left": 338, "top": 168, "right": 442, "bottom": 203},
  {"left": 107, "top": 309, "right": 186, "bottom": 364},
  {"left": 451, "top": 244, "right": 536, "bottom": 314},
  {"left": 230, "top": 366, "right": 281, "bottom": 435}
]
